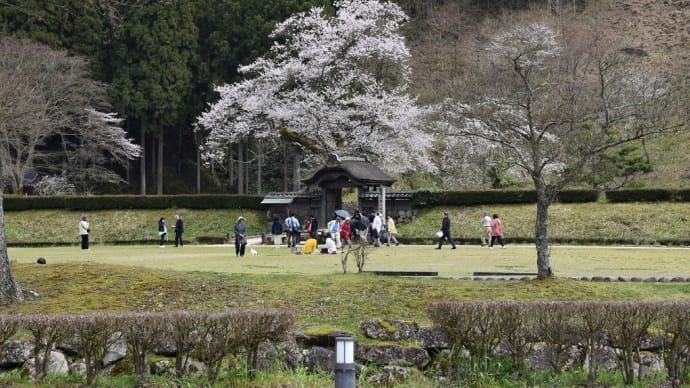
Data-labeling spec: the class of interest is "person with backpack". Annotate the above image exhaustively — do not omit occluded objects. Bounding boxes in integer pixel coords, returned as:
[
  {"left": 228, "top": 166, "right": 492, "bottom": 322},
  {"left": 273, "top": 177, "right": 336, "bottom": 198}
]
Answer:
[{"left": 284, "top": 213, "right": 300, "bottom": 248}]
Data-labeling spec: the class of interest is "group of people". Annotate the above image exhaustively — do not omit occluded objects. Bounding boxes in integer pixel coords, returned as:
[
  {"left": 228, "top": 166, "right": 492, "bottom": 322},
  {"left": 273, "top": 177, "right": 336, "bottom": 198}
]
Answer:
[
  {"left": 79, "top": 214, "right": 186, "bottom": 250},
  {"left": 271, "top": 210, "right": 401, "bottom": 255},
  {"left": 79, "top": 210, "right": 504, "bottom": 253},
  {"left": 156, "top": 215, "right": 185, "bottom": 248},
  {"left": 480, "top": 211, "right": 505, "bottom": 249},
  {"left": 435, "top": 211, "right": 506, "bottom": 249}
]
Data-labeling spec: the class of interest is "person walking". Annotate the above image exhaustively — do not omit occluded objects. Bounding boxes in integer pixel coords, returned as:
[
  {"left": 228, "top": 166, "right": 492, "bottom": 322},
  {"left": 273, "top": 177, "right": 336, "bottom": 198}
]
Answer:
[
  {"left": 234, "top": 216, "right": 247, "bottom": 257},
  {"left": 174, "top": 214, "right": 184, "bottom": 247},
  {"left": 271, "top": 216, "right": 283, "bottom": 248},
  {"left": 285, "top": 213, "right": 300, "bottom": 248},
  {"left": 79, "top": 216, "right": 90, "bottom": 250},
  {"left": 371, "top": 211, "right": 382, "bottom": 247},
  {"left": 386, "top": 215, "right": 400, "bottom": 246},
  {"left": 435, "top": 211, "right": 457, "bottom": 250},
  {"left": 340, "top": 218, "right": 352, "bottom": 248},
  {"left": 490, "top": 214, "right": 506, "bottom": 249},
  {"left": 480, "top": 211, "right": 492, "bottom": 247},
  {"left": 158, "top": 217, "right": 167, "bottom": 248},
  {"left": 328, "top": 216, "right": 342, "bottom": 249}
]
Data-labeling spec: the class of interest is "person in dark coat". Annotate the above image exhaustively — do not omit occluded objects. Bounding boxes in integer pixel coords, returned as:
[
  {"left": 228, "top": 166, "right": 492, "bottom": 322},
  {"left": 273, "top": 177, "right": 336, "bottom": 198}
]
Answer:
[
  {"left": 307, "top": 215, "right": 318, "bottom": 239},
  {"left": 271, "top": 216, "right": 283, "bottom": 248},
  {"left": 436, "top": 211, "right": 457, "bottom": 250},
  {"left": 174, "top": 214, "right": 184, "bottom": 247},
  {"left": 234, "top": 216, "right": 247, "bottom": 257}
]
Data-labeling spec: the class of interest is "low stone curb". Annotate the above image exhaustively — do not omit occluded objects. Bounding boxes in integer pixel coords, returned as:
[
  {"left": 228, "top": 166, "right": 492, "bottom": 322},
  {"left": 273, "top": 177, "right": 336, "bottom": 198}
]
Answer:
[{"left": 446, "top": 275, "right": 690, "bottom": 282}]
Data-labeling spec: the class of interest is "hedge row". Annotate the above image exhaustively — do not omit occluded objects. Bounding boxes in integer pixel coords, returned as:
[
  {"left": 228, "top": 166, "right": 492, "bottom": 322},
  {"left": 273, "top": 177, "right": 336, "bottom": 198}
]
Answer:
[
  {"left": 427, "top": 301, "right": 690, "bottom": 386},
  {"left": 4, "top": 188, "right": 688, "bottom": 211},
  {"left": 412, "top": 189, "right": 601, "bottom": 205},
  {"left": 3, "top": 194, "right": 264, "bottom": 211},
  {"left": 413, "top": 188, "right": 690, "bottom": 206},
  {"left": 0, "top": 308, "right": 295, "bottom": 386},
  {"left": 604, "top": 188, "right": 690, "bottom": 203}
]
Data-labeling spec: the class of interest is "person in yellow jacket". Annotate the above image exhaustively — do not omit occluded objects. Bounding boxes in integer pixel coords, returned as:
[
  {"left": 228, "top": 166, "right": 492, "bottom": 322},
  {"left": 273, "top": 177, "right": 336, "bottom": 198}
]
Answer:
[
  {"left": 386, "top": 215, "right": 400, "bottom": 246},
  {"left": 302, "top": 237, "right": 318, "bottom": 254}
]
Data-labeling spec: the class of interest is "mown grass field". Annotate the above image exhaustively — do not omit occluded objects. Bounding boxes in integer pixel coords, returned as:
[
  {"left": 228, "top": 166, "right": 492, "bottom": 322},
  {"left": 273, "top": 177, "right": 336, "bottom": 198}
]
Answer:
[
  {"left": 4, "top": 243, "right": 690, "bottom": 332},
  {"left": 1, "top": 204, "right": 690, "bottom": 386}
]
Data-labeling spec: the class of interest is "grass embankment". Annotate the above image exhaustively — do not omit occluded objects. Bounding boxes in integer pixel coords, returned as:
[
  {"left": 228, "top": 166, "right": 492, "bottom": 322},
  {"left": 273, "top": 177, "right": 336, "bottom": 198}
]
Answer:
[
  {"left": 4, "top": 202, "right": 690, "bottom": 246},
  {"left": 2, "top": 203, "right": 690, "bottom": 385},
  {"left": 5, "top": 244, "right": 690, "bottom": 331}
]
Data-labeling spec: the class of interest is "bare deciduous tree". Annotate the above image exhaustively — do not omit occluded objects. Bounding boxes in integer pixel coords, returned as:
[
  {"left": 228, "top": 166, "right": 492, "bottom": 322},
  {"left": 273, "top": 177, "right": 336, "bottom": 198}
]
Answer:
[
  {"left": 0, "top": 36, "right": 140, "bottom": 194},
  {"left": 0, "top": 192, "right": 22, "bottom": 306},
  {"left": 437, "top": 19, "right": 689, "bottom": 278}
]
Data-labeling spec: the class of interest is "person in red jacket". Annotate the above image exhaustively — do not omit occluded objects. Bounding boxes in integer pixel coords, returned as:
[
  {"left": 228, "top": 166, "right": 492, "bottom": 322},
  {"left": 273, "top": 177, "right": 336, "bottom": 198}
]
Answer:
[
  {"left": 490, "top": 214, "right": 506, "bottom": 249},
  {"left": 340, "top": 218, "right": 352, "bottom": 248}
]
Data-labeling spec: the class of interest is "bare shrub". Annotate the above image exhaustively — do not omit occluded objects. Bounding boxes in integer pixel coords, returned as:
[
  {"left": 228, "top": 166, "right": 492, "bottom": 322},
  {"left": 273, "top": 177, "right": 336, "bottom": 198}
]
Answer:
[
  {"left": 495, "top": 301, "right": 536, "bottom": 375},
  {"left": 0, "top": 314, "right": 19, "bottom": 349},
  {"left": 605, "top": 302, "right": 660, "bottom": 385},
  {"left": 656, "top": 302, "right": 690, "bottom": 387},
  {"left": 66, "top": 314, "right": 120, "bottom": 386},
  {"left": 426, "top": 301, "right": 501, "bottom": 371},
  {"left": 119, "top": 312, "right": 166, "bottom": 386},
  {"left": 575, "top": 302, "right": 611, "bottom": 384},
  {"left": 228, "top": 308, "right": 297, "bottom": 377},
  {"left": 20, "top": 314, "right": 70, "bottom": 382},
  {"left": 532, "top": 301, "right": 582, "bottom": 374},
  {"left": 193, "top": 311, "right": 233, "bottom": 382},
  {"left": 163, "top": 310, "right": 206, "bottom": 377}
]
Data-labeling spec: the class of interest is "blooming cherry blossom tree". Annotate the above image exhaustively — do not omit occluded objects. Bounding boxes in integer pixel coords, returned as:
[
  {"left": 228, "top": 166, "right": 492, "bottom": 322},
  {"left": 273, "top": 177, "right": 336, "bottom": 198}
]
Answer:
[{"left": 198, "top": 0, "right": 433, "bottom": 183}]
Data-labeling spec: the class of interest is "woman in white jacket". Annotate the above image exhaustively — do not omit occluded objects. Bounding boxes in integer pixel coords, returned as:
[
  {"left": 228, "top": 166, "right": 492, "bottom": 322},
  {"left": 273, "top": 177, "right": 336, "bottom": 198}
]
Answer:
[{"left": 79, "top": 216, "right": 90, "bottom": 250}]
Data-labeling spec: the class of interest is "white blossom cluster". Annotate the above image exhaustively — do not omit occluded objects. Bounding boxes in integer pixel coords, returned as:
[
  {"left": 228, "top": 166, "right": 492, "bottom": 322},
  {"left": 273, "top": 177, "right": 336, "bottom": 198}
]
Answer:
[{"left": 197, "top": 0, "right": 434, "bottom": 174}]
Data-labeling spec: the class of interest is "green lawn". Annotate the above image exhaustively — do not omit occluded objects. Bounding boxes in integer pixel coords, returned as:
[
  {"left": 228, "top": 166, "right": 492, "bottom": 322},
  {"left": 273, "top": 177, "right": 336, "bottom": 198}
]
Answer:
[
  {"left": 8, "top": 243, "right": 690, "bottom": 277},
  {"left": 4, "top": 244, "right": 690, "bottom": 331}
]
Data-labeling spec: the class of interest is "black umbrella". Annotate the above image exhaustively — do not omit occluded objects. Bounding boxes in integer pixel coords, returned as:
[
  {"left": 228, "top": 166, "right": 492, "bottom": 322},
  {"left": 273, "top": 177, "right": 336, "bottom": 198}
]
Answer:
[{"left": 335, "top": 209, "right": 351, "bottom": 219}]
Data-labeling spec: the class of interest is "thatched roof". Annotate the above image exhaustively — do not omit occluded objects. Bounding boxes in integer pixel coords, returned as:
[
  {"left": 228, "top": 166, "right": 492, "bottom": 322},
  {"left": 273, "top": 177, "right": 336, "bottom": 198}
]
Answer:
[{"left": 303, "top": 155, "right": 395, "bottom": 187}]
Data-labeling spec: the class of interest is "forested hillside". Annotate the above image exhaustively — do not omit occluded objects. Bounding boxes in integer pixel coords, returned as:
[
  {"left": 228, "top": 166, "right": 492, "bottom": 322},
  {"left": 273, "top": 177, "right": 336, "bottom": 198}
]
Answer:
[
  {"left": 1, "top": 0, "right": 688, "bottom": 194},
  {"left": 400, "top": 0, "right": 690, "bottom": 188}
]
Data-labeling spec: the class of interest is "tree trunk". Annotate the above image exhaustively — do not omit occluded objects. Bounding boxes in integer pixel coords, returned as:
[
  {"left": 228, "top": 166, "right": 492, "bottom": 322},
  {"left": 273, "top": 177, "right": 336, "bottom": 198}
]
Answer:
[
  {"left": 140, "top": 129, "right": 146, "bottom": 195},
  {"left": 195, "top": 132, "right": 201, "bottom": 194},
  {"left": 237, "top": 141, "right": 245, "bottom": 194},
  {"left": 256, "top": 141, "right": 263, "bottom": 194},
  {"left": 292, "top": 148, "right": 302, "bottom": 191},
  {"left": 0, "top": 193, "right": 23, "bottom": 305},
  {"left": 283, "top": 143, "right": 288, "bottom": 192},
  {"left": 535, "top": 182, "right": 553, "bottom": 279},
  {"left": 156, "top": 128, "right": 163, "bottom": 195}
]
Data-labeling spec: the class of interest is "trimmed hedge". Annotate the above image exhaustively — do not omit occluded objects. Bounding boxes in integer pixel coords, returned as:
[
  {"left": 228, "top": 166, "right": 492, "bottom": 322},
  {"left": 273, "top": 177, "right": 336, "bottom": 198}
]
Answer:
[
  {"left": 3, "top": 194, "right": 264, "bottom": 211},
  {"left": 412, "top": 189, "right": 599, "bottom": 206},
  {"left": 605, "top": 188, "right": 690, "bottom": 203},
  {"left": 5, "top": 188, "right": 688, "bottom": 212}
]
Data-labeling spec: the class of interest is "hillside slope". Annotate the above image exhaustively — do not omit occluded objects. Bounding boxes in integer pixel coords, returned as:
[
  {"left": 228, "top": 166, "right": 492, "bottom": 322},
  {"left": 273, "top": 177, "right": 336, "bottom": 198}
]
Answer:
[{"left": 404, "top": 0, "right": 690, "bottom": 188}]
